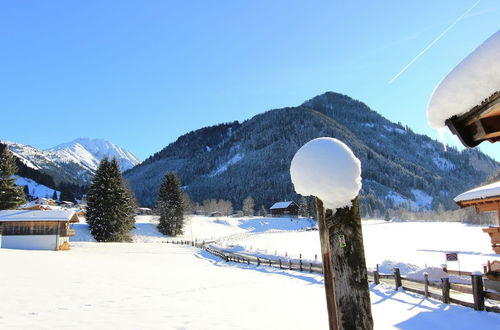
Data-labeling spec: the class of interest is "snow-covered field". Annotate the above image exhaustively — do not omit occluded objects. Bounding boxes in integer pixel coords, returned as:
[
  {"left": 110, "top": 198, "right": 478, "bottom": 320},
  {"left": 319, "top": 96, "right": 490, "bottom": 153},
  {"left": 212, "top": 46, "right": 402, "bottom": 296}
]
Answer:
[{"left": 1, "top": 215, "right": 500, "bottom": 329}]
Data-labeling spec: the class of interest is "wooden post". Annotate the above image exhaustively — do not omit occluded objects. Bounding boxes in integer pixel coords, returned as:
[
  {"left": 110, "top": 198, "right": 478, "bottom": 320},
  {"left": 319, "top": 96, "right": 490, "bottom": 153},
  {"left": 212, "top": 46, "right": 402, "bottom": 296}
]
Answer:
[
  {"left": 441, "top": 278, "right": 450, "bottom": 304},
  {"left": 316, "top": 198, "right": 339, "bottom": 330},
  {"left": 289, "top": 260, "right": 292, "bottom": 270},
  {"left": 374, "top": 264, "right": 380, "bottom": 285},
  {"left": 424, "top": 273, "right": 429, "bottom": 298},
  {"left": 269, "top": 259, "right": 271, "bottom": 267},
  {"left": 316, "top": 197, "right": 373, "bottom": 330},
  {"left": 315, "top": 254, "right": 318, "bottom": 261},
  {"left": 279, "top": 259, "right": 282, "bottom": 269},
  {"left": 471, "top": 273, "right": 485, "bottom": 311},
  {"left": 300, "top": 259, "right": 303, "bottom": 272},
  {"left": 394, "top": 268, "right": 402, "bottom": 289},
  {"left": 257, "top": 258, "right": 260, "bottom": 266},
  {"left": 310, "top": 262, "right": 313, "bottom": 273}
]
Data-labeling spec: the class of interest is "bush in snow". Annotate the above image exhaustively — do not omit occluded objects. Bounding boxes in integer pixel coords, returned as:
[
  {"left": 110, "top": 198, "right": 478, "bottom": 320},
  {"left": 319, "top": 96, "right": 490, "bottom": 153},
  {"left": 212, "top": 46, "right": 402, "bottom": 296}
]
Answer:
[{"left": 86, "top": 157, "right": 136, "bottom": 242}]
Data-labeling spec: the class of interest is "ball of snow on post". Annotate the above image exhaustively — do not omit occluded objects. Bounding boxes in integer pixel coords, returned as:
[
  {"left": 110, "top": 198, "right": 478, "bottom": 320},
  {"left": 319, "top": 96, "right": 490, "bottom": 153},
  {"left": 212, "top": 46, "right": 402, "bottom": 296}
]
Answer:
[{"left": 290, "top": 137, "right": 361, "bottom": 210}]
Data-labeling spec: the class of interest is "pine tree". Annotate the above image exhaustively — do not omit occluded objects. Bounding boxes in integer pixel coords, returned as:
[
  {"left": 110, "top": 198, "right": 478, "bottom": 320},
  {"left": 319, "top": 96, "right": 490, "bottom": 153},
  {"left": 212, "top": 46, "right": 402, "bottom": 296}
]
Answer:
[
  {"left": 299, "top": 196, "right": 310, "bottom": 218},
  {"left": 242, "top": 196, "right": 255, "bottom": 217},
  {"left": 59, "top": 186, "right": 76, "bottom": 203},
  {"left": 0, "top": 148, "right": 26, "bottom": 209},
  {"left": 156, "top": 172, "right": 184, "bottom": 236},
  {"left": 86, "top": 157, "right": 136, "bottom": 242},
  {"left": 52, "top": 190, "right": 58, "bottom": 201}
]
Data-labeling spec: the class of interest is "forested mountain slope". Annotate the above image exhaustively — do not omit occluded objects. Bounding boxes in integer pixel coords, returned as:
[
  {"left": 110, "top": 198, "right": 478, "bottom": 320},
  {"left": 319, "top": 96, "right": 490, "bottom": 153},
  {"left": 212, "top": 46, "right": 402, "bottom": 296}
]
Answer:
[{"left": 125, "top": 92, "right": 498, "bottom": 215}]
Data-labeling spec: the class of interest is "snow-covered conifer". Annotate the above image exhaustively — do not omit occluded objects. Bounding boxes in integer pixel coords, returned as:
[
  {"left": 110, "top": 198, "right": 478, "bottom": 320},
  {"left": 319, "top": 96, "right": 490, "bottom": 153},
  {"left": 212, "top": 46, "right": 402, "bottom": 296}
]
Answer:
[
  {"left": 299, "top": 196, "right": 310, "bottom": 218},
  {"left": 0, "top": 148, "right": 26, "bottom": 209},
  {"left": 86, "top": 157, "right": 136, "bottom": 242},
  {"left": 157, "top": 172, "right": 184, "bottom": 236}
]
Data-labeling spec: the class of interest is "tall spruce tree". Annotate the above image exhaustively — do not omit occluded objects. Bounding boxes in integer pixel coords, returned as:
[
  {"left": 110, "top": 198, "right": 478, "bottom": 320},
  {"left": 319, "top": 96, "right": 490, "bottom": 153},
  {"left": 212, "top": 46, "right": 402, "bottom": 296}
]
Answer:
[
  {"left": 0, "top": 148, "right": 26, "bottom": 209},
  {"left": 299, "top": 196, "right": 310, "bottom": 218},
  {"left": 86, "top": 157, "right": 136, "bottom": 242},
  {"left": 156, "top": 172, "right": 184, "bottom": 236}
]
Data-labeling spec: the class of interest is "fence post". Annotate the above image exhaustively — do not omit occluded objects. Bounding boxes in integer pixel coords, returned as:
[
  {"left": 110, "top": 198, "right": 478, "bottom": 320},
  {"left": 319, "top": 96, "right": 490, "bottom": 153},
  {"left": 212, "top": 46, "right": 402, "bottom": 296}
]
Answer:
[
  {"left": 374, "top": 264, "right": 380, "bottom": 285},
  {"left": 471, "top": 273, "right": 485, "bottom": 311},
  {"left": 257, "top": 258, "right": 260, "bottom": 266},
  {"left": 247, "top": 259, "right": 250, "bottom": 265},
  {"left": 394, "top": 268, "right": 402, "bottom": 290},
  {"left": 309, "top": 262, "right": 313, "bottom": 273},
  {"left": 269, "top": 259, "right": 271, "bottom": 267},
  {"left": 424, "top": 272, "right": 429, "bottom": 298},
  {"left": 289, "top": 260, "right": 292, "bottom": 270},
  {"left": 279, "top": 259, "right": 282, "bottom": 269},
  {"left": 300, "top": 259, "right": 303, "bottom": 272},
  {"left": 441, "top": 278, "right": 450, "bottom": 304}
]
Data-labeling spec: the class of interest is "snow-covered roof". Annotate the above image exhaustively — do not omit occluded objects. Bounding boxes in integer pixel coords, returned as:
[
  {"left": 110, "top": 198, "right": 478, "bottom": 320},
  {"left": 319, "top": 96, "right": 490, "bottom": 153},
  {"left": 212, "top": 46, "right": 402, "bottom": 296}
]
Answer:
[
  {"left": 270, "top": 201, "right": 295, "bottom": 210},
  {"left": 427, "top": 31, "right": 500, "bottom": 128},
  {"left": 454, "top": 181, "right": 500, "bottom": 203},
  {"left": 0, "top": 210, "right": 79, "bottom": 223}
]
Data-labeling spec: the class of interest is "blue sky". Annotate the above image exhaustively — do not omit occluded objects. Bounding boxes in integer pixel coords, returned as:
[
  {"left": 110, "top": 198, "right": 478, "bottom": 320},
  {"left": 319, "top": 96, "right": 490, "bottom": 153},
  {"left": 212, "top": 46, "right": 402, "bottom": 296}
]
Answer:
[{"left": 1, "top": 1, "right": 499, "bottom": 161}]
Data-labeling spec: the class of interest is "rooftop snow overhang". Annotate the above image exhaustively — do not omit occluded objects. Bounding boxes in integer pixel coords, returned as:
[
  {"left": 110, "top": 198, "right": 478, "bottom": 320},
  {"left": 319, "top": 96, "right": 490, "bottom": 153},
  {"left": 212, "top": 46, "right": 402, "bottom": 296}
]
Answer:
[
  {"left": 445, "top": 91, "right": 500, "bottom": 148},
  {"left": 456, "top": 196, "right": 500, "bottom": 213}
]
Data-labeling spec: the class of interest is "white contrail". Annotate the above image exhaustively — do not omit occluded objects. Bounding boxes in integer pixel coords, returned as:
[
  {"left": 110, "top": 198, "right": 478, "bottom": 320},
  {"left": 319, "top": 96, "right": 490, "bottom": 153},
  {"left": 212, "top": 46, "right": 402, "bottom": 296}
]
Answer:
[{"left": 389, "top": 0, "right": 481, "bottom": 84}]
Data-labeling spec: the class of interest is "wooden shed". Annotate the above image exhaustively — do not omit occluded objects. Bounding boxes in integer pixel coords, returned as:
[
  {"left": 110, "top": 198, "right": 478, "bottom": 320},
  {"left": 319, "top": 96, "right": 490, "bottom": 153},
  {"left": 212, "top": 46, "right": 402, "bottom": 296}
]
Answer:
[
  {"left": 269, "top": 201, "right": 299, "bottom": 217},
  {"left": 455, "top": 181, "right": 500, "bottom": 254},
  {"left": 0, "top": 210, "right": 79, "bottom": 251}
]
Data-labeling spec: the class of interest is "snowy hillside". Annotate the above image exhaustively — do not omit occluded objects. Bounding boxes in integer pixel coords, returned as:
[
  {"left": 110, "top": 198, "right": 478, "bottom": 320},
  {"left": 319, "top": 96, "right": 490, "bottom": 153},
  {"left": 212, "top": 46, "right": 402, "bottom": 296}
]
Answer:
[
  {"left": 15, "top": 177, "right": 59, "bottom": 199},
  {"left": 1, "top": 138, "right": 140, "bottom": 187}
]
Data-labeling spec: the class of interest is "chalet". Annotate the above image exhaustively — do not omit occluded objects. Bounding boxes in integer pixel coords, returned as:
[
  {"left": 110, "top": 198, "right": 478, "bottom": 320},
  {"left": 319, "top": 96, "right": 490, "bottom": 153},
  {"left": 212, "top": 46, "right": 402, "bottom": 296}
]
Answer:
[
  {"left": 32, "top": 198, "right": 57, "bottom": 206},
  {"left": 454, "top": 181, "right": 500, "bottom": 254},
  {"left": 19, "top": 204, "right": 52, "bottom": 211},
  {"left": 0, "top": 210, "right": 79, "bottom": 251},
  {"left": 269, "top": 201, "right": 299, "bottom": 217},
  {"left": 136, "top": 207, "right": 152, "bottom": 215}
]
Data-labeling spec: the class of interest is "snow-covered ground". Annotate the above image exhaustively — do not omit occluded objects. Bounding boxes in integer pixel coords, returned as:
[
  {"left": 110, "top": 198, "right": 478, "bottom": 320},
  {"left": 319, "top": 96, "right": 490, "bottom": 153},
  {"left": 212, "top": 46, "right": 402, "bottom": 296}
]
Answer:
[{"left": 1, "top": 215, "right": 500, "bottom": 329}]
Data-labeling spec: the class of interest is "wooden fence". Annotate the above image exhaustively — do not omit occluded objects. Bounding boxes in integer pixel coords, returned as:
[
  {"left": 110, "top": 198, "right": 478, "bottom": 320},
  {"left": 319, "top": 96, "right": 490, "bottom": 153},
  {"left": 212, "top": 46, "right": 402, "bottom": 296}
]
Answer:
[{"left": 166, "top": 239, "right": 500, "bottom": 314}]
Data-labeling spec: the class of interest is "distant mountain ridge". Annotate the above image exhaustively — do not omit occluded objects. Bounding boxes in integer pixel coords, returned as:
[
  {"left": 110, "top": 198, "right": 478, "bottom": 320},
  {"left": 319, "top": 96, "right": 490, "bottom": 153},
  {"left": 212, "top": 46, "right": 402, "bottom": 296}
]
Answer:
[
  {"left": 50, "top": 138, "right": 140, "bottom": 173},
  {"left": 0, "top": 138, "right": 140, "bottom": 194},
  {"left": 124, "top": 91, "right": 499, "bottom": 215}
]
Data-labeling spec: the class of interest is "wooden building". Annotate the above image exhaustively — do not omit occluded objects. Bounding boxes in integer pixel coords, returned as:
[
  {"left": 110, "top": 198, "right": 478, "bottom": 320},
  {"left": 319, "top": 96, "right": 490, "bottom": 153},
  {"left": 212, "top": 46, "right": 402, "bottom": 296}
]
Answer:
[
  {"left": 454, "top": 181, "right": 500, "bottom": 254},
  {"left": 0, "top": 210, "right": 79, "bottom": 251},
  {"left": 446, "top": 91, "right": 500, "bottom": 147},
  {"left": 269, "top": 201, "right": 299, "bottom": 217}
]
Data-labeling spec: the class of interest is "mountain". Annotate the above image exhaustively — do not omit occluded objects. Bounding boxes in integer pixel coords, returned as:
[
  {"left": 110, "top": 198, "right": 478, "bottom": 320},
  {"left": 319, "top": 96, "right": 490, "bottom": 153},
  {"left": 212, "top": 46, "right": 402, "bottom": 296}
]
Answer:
[
  {"left": 0, "top": 138, "right": 140, "bottom": 195},
  {"left": 124, "top": 91, "right": 499, "bottom": 215},
  {"left": 50, "top": 138, "right": 140, "bottom": 173}
]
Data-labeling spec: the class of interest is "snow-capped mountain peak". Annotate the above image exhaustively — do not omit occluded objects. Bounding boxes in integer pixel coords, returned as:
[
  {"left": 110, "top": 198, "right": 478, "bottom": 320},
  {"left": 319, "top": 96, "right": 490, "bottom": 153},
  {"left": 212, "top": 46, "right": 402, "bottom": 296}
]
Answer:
[
  {"left": 50, "top": 137, "right": 140, "bottom": 172},
  {"left": 0, "top": 138, "right": 140, "bottom": 188}
]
